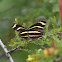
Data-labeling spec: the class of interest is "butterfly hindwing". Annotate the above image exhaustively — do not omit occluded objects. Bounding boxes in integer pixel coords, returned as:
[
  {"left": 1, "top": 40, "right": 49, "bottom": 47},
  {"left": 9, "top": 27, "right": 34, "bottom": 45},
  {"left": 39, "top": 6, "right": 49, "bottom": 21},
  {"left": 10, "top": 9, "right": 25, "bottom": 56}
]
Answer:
[{"left": 19, "top": 30, "right": 42, "bottom": 39}]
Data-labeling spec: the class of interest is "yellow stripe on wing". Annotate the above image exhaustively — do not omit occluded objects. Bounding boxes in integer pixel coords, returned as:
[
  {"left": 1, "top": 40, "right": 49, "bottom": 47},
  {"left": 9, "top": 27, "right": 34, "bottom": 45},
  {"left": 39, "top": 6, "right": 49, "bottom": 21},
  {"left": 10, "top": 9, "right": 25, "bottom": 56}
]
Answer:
[
  {"left": 12, "top": 24, "right": 17, "bottom": 29},
  {"left": 30, "top": 26, "right": 44, "bottom": 29},
  {"left": 21, "top": 31, "right": 41, "bottom": 34},
  {"left": 38, "top": 22, "right": 46, "bottom": 25},
  {"left": 17, "top": 27, "right": 25, "bottom": 30}
]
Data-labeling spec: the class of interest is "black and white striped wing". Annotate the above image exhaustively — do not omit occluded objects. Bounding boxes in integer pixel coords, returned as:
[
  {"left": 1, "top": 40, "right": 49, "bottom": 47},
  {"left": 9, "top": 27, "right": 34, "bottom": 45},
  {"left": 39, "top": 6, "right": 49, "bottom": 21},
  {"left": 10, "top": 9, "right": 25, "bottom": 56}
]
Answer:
[
  {"left": 19, "top": 30, "right": 42, "bottom": 39},
  {"left": 29, "top": 20, "right": 46, "bottom": 31},
  {"left": 12, "top": 24, "right": 26, "bottom": 32}
]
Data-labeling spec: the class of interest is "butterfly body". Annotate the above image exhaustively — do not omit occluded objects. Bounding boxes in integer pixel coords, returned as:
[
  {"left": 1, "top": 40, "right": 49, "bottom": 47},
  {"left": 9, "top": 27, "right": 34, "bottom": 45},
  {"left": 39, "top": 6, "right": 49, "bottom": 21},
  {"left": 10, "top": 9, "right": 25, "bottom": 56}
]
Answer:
[{"left": 12, "top": 21, "right": 46, "bottom": 39}]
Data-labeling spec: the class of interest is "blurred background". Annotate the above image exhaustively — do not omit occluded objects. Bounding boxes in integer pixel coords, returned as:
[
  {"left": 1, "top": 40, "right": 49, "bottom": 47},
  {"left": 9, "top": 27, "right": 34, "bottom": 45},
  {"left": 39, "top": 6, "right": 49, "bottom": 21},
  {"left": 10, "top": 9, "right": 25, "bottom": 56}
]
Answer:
[{"left": 0, "top": 0, "right": 60, "bottom": 62}]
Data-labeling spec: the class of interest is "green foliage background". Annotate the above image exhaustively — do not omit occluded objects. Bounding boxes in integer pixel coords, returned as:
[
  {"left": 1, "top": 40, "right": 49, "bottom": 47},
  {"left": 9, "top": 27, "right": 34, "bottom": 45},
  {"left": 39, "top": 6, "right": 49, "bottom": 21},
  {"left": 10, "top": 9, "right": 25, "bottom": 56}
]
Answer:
[{"left": 0, "top": 0, "right": 61, "bottom": 62}]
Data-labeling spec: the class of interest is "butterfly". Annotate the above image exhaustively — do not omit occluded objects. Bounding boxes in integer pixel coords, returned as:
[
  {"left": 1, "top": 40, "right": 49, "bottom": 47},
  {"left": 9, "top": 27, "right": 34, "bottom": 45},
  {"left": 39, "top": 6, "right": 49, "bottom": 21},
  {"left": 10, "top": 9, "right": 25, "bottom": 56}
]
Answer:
[{"left": 12, "top": 20, "right": 46, "bottom": 39}]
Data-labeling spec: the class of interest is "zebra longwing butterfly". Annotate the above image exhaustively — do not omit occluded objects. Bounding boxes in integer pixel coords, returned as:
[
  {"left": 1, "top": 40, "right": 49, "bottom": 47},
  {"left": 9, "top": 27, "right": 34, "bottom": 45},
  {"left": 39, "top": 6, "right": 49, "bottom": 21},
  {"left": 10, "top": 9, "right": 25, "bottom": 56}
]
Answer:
[{"left": 12, "top": 21, "right": 46, "bottom": 39}]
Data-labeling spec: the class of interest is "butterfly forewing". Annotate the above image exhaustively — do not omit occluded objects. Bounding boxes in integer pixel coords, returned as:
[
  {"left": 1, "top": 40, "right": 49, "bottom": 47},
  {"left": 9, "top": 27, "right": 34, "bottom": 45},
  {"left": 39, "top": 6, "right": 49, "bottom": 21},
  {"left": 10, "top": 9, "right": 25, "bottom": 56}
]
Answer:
[
  {"left": 29, "top": 20, "right": 46, "bottom": 31},
  {"left": 12, "top": 24, "right": 26, "bottom": 32}
]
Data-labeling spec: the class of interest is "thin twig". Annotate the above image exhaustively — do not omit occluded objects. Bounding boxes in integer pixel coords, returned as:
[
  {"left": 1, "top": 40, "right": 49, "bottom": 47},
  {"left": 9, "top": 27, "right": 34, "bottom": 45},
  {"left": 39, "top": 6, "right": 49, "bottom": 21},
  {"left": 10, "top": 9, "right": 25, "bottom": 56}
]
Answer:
[
  {"left": 52, "top": 40, "right": 56, "bottom": 50},
  {"left": 0, "top": 46, "right": 23, "bottom": 58},
  {"left": 48, "top": 31, "right": 62, "bottom": 36},
  {"left": 0, "top": 39, "right": 14, "bottom": 62},
  {"left": 8, "top": 46, "right": 23, "bottom": 53}
]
